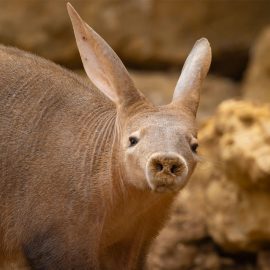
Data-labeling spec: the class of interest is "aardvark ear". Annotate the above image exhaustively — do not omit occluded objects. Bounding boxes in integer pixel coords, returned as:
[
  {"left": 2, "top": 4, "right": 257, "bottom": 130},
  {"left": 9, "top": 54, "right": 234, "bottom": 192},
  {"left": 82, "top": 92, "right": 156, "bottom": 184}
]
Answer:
[
  {"left": 67, "top": 3, "right": 144, "bottom": 107},
  {"left": 170, "top": 38, "right": 212, "bottom": 116}
]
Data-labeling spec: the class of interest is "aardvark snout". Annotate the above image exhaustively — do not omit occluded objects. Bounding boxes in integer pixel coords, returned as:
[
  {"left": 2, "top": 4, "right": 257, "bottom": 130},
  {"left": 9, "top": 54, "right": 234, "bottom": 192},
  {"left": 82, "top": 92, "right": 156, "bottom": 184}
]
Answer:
[{"left": 146, "top": 152, "right": 188, "bottom": 192}]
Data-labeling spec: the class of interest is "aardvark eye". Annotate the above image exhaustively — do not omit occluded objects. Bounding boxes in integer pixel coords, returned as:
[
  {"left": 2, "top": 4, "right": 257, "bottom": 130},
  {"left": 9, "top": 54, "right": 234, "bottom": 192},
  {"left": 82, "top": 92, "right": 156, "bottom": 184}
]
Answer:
[
  {"left": 190, "top": 143, "right": 199, "bottom": 153},
  {"left": 129, "top": 136, "right": 139, "bottom": 147}
]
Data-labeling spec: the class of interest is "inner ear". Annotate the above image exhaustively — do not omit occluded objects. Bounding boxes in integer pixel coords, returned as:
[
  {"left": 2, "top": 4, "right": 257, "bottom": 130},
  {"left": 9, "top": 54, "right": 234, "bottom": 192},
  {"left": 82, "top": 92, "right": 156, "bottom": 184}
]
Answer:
[
  {"left": 67, "top": 3, "right": 146, "bottom": 108},
  {"left": 170, "top": 38, "right": 212, "bottom": 116}
]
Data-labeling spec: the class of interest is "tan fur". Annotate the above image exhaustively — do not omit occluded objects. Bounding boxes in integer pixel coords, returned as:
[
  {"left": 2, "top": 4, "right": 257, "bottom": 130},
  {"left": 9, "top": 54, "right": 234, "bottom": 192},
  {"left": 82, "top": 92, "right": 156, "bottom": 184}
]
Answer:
[{"left": 0, "top": 4, "right": 211, "bottom": 270}]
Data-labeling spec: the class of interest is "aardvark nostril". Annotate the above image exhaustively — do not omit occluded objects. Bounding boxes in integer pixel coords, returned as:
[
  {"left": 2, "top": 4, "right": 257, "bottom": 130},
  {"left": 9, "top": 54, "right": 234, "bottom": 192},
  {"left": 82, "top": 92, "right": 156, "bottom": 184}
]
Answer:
[
  {"left": 155, "top": 162, "right": 163, "bottom": 172},
  {"left": 170, "top": 164, "right": 180, "bottom": 174}
]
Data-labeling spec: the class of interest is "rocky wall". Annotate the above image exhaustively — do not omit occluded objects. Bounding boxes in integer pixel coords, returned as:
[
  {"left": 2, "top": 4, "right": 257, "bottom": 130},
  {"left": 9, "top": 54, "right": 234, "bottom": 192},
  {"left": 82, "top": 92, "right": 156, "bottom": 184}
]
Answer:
[{"left": 1, "top": 0, "right": 270, "bottom": 78}]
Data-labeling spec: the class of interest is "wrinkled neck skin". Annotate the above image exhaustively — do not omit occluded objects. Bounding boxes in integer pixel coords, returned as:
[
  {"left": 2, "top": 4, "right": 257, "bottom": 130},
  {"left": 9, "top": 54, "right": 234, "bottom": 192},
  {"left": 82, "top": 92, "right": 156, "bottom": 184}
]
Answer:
[{"left": 90, "top": 104, "right": 176, "bottom": 269}]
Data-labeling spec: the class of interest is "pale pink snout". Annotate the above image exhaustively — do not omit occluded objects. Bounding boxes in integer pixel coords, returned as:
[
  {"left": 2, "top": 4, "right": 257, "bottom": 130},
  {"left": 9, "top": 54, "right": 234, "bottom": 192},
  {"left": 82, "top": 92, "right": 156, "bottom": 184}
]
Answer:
[{"left": 146, "top": 152, "right": 188, "bottom": 192}]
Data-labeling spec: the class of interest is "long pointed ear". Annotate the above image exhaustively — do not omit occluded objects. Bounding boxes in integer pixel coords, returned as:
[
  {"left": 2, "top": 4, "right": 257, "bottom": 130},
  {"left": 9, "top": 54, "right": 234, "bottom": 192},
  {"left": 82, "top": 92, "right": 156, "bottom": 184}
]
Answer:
[
  {"left": 67, "top": 3, "right": 143, "bottom": 106},
  {"left": 170, "top": 38, "right": 212, "bottom": 116}
]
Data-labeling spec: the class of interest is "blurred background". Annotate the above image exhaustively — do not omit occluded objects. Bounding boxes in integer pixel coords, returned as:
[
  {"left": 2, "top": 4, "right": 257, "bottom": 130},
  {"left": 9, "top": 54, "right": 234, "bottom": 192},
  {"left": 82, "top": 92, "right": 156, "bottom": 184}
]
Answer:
[{"left": 1, "top": 0, "right": 270, "bottom": 269}]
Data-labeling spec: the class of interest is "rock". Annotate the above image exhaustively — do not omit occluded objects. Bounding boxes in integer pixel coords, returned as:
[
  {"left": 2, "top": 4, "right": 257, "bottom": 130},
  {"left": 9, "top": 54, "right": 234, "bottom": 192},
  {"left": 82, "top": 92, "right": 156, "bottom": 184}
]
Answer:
[
  {"left": 130, "top": 71, "right": 240, "bottom": 123},
  {"left": 147, "top": 186, "right": 255, "bottom": 270},
  {"left": 1, "top": 0, "right": 270, "bottom": 77},
  {"left": 198, "top": 100, "right": 270, "bottom": 251},
  {"left": 258, "top": 250, "right": 270, "bottom": 270},
  {"left": 197, "top": 77, "right": 240, "bottom": 123},
  {"left": 243, "top": 27, "right": 270, "bottom": 103}
]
